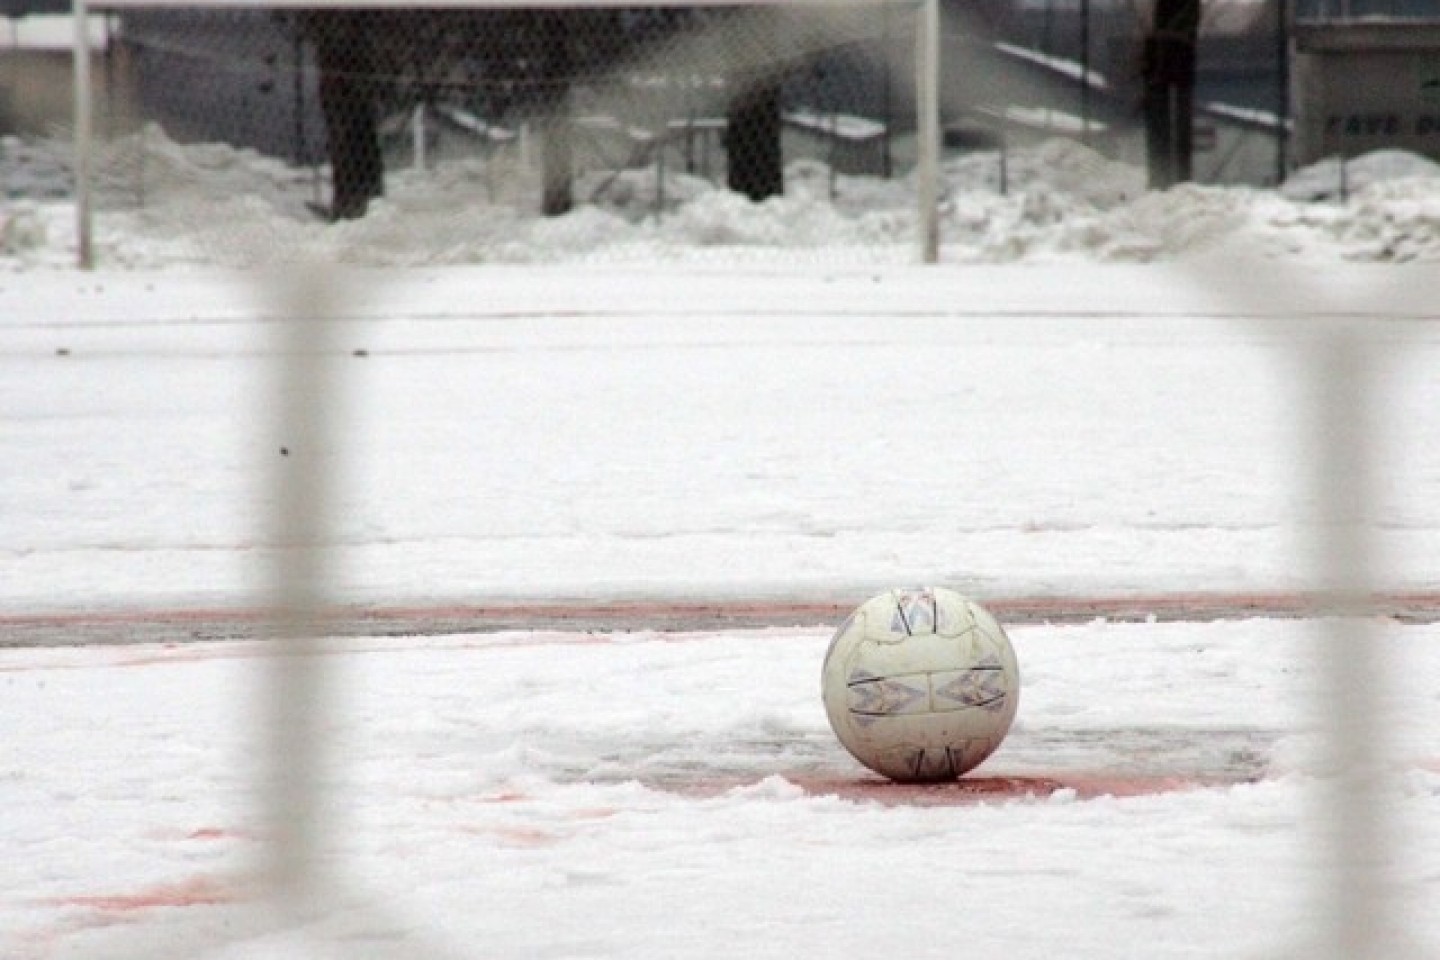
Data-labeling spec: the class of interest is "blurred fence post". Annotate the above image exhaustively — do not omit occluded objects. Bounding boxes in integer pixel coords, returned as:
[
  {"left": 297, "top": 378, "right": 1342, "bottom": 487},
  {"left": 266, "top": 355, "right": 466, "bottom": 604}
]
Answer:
[
  {"left": 916, "top": 0, "right": 940, "bottom": 263},
  {"left": 74, "top": 0, "right": 94, "bottom": 270},
  {"left": 265, "top": 267, "right": 344, "bottom": 902},
  {"left": 1306, "top": 324, "right": 1395, "bottom": 960}
]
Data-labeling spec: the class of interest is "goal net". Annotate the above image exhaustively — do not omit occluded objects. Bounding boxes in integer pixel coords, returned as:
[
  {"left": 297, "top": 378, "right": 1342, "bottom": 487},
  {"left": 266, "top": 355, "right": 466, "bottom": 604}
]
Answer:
[
  {"left": 71, "top": 0, "right": 942, "bottom": 268},
  {"left": 9, "top": 5, "right": 1427, "bottom": 960}
]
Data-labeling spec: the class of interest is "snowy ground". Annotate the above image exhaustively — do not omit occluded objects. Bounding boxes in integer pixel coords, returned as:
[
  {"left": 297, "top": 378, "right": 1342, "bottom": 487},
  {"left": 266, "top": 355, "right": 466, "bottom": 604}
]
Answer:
[
  {"left": 3, "top": 619, "right": 1439, "bottom": 960},
  {"left": 6, "top": 265, "right": 1440, "bottom": 614},
  {"left": 4, "top": 135, "right": 1440, "bottom": 959},
  {"left": 4, "top": 262, "right": 1440, "bottom": 960}
]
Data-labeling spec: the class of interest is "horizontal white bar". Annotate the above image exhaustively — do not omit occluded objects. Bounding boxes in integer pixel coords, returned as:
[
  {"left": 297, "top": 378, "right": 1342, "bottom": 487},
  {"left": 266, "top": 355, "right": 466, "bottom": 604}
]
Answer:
[{"left": 88, "top": 0, "right": 913, "bottom": 9}]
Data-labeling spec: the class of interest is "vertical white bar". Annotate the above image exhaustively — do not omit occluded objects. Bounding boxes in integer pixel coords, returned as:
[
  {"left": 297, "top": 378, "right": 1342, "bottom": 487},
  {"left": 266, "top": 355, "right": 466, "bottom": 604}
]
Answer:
[
  {"left": 413, "top": 103, "right": 427, "bottom": 171},
  {"left": 1307, "top": 326, "right": 1393, "bottom": 960},
  {"left": 1079, "top": 0, "right": 1090, "bottom": 143},
  {"left": 915, "top": 0, "right": 940, "bottom": 264},
  {"left": 265, "top": 267, "right": 342, "bottom": 901},
  {"left": 74, "top": 0, "right": 94, "bottom": 270}
]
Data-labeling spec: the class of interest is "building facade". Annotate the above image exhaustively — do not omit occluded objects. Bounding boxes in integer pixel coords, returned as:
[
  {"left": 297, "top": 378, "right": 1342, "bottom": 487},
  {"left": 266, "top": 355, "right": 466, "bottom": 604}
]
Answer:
[{"left": 1292, "top": 5, "right": 1440, "bottom": 165}]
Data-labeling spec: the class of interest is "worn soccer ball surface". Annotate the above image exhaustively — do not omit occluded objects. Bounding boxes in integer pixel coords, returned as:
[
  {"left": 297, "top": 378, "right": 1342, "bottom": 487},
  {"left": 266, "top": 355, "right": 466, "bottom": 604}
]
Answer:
[{"left": 821, "top": 587, "right": 1020, "bottom": 783}]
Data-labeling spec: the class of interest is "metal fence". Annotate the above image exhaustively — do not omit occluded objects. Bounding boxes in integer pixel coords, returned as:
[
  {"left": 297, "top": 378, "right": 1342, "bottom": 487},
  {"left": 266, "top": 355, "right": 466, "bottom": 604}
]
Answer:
[
  {"left": 1296, "top": 0, "right": 1438, "bottom": 20},
  {"left": 70, "top": 0, "right": 943, "bottom": 266}
]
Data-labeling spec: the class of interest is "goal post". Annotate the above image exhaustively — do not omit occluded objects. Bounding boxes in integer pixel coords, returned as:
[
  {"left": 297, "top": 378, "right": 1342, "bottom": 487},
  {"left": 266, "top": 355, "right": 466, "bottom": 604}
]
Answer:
[
  {"left": 71, "top": 0, "right": 942, "bottom": 269},
  {"left": 73, "top": 0, "right": 95, "bottom": 269}
]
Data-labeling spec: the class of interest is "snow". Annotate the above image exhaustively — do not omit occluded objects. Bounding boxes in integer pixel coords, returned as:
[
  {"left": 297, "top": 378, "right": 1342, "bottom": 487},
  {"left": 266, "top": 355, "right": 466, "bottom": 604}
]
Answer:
[
  {"left": 994, "top": 40, "right": 1113, "bottom": 92},
  {"left": 4, "top": 621, "right": 1439, "bottom": 959},
  {"left": 978, "top": 103, "right": 1108, "bottom": 135},
  {"left": 1279, "top": 149, "right": 1440, "bottom": 201},
  {"left": 7, "top": 263, "right": 1440, "bottom": 612},
  {"left": 784, "top": 108, "right": 887, "bottom": 141},
  {"left": 1199, "top": 100, "right": 1287, "bottom": 132},
  {"left": 8, "top": 127, "right": 1440, "bottom": 269},
  {"left": 3, "top": 130, "right": 1440, "bottom": 959}
]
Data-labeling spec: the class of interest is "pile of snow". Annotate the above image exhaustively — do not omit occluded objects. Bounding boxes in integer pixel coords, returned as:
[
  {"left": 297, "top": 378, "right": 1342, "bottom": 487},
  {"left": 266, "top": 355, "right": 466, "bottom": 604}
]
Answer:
[
  {"left": 7, "top": 124, "right": 1440, "bottom": 269},
  {"left": 1280, "top": 148, "right": 1440, "bottom": 202}
]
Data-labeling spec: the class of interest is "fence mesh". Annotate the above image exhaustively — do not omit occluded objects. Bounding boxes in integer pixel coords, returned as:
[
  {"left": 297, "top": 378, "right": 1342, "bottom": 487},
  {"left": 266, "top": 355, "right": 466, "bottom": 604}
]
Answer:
[
  {"left": 52, "top": 0, "right": 1305, "bottom": 269},
  {"left": 2, "top": 2, "right": 1434, "bottom": 959},
  {"left": 71, "top": 4, "right": 938, "bottom": 266}
]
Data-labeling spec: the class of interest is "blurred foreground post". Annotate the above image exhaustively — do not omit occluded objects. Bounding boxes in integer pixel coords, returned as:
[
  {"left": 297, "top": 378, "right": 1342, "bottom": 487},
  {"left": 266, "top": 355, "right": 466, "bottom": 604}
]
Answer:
[
  {"left": 265, "top": 268, "right": 344, "bottom": 900},
  {"left": 917, "top": 0, "right": 939, "bottom": 263},
  {"left": 73, "top": 0, "right": 94, "bottom": 269},
  {"left": 1306, "top": 326, "right": 1396, "bottom": 960}
]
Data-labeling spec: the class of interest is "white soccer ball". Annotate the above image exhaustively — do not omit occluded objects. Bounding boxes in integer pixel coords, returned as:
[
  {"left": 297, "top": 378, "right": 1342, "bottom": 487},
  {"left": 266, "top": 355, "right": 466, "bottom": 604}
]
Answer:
[{"left": 821, "top": 587, "right": 1020, "bottom": 783}]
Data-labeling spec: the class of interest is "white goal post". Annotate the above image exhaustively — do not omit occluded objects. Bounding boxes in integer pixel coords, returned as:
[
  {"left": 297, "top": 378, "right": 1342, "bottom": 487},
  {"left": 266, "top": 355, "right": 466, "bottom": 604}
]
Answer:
[{"left": 70, "top": 0, "right": 942, "bottom": 269}]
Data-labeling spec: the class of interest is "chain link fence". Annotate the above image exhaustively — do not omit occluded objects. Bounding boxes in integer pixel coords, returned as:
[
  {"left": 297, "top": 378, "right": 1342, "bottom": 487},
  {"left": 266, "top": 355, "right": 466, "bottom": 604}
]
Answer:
[
  {"left": 14, "top": 2, "right": 1337, "bottom": 268},
  {"left": 67, "top": 3, "right": 943, "bottom": 266}
]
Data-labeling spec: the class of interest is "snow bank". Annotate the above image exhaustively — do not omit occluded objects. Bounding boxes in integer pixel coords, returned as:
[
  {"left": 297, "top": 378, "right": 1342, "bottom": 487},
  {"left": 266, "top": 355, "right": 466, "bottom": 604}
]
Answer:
[{"left": 6, "top": 124, "right": 1440, "bottom": 270}]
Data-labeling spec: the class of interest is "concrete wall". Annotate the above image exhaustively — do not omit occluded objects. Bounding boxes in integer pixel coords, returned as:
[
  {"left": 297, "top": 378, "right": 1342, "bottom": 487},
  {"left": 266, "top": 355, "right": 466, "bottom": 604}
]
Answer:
[{"left": 1293, "top": 22, "right": 1440, "bottom": 165}]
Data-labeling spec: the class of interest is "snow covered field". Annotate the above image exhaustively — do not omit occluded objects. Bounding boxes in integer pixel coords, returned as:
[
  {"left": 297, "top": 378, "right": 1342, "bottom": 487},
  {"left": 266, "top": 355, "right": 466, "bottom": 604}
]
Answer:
[
  {"left": 4, "top": 136, "right": 1440, "bottom": 959},
  {"left": 5, "top": 263, "right": 1440, "bottom": 615},
  {"left": 2, "top": 619, "right": 1438, "bottom": 960}
]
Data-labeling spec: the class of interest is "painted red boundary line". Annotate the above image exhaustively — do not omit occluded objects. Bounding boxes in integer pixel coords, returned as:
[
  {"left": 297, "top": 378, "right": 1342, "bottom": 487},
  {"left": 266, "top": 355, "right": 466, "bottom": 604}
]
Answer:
[
  {"left": 4, "top": 590, "right": 1440, "bottom": 646},
  {"left": 663, "top": 773, "right": 1254, "bottom": 805},
  {"left": 477, "top": 773, "right": 1254, "bottom": 808},
  {"left": 43, "top": 875, "right": 236, "bottom": 913}
]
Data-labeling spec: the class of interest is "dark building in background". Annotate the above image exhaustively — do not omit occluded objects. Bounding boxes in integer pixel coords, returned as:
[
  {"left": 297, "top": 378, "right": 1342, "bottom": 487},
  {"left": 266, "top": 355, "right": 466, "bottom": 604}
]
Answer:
[
  {"left": 0, "top": 0, "right": 69, "bottom": 14},
  {"left": 1296, "top": 0, "right": 1433, "bottom": 14},
  {"left": 121, "top": 11, "right": 322, "bottom": 165},
  {"left": 1292, "top": 1, "right": 1440, "bottom": 167}
]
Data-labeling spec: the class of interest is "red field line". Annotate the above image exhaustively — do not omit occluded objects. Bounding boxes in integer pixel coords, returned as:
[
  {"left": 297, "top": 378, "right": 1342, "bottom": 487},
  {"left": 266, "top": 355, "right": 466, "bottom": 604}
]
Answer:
[
  {"left": 4, "top": 590, "right": 1440, "bottom": 647},
  {"left": 665, "top": 773, "right": 1253, "bottom": 806},
  {"left": 43, "top": 875, "right": 236, "bottom": 913}
]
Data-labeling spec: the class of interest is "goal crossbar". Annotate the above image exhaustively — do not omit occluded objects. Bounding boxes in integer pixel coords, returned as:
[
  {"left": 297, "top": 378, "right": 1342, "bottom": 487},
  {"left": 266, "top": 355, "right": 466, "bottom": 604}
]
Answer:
[
  {"left": 84, "top": 0, "right": 911, "bottom": 7},
  {"left": 71, "top": 0, "right": 942, "bottom": 267}
]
